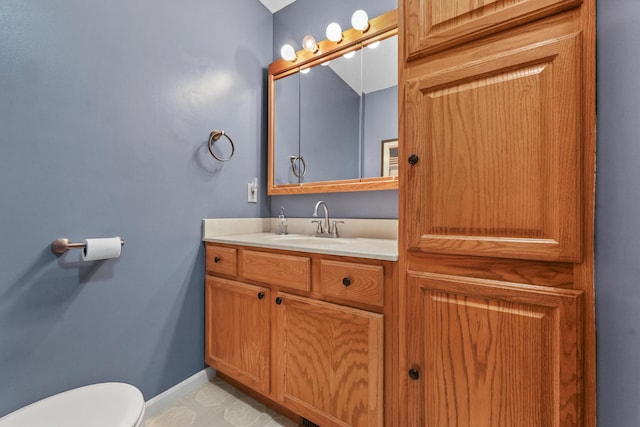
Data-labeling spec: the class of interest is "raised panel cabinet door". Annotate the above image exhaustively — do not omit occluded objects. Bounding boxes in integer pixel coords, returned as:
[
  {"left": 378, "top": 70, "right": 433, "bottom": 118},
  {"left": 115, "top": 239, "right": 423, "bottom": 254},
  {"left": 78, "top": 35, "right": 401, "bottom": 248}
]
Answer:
[
  {"left": 274, "top": 293, "right": 384, "bottom": 427},
  {"left": 403, "top": 0, "right": 581, "bottom": 58},
  {"left": 404, "top": 20, "right": 582, "bottom": 261},
  {"left": 205, "top": 276, "right": 270, "bottom": 394},
  {"left": 405, "top": 272, "right": 583, "bottom": 427}
]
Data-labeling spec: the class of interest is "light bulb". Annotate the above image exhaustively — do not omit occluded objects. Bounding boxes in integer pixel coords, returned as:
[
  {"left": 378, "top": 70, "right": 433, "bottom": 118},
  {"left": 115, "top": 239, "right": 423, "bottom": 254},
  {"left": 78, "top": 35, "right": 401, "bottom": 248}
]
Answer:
[
  {"left": 351, "top": 9, "right": 369, "bottom": 32},
  {"left": 366, "top": 41, "right": 380, "bottom": 49},
  {"left": 302, "top": 35, "right": 318, "bottom": 53},
  {"left": 326, "top": 23, "right": 343, "bottom": 42},
  {"left": 343, "top": 51, "right": 356, "bottom": 59},
  {"left": 280, "top": 44, "right": 296, "bottom": 61},
  {"left": 300, "top": 68, "right": 311, "bottom": 74}
]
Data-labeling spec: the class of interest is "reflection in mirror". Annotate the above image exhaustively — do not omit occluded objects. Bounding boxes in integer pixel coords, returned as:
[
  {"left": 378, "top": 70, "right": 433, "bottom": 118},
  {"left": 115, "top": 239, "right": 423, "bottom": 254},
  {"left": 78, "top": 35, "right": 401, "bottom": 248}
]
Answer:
[
  {"left": 299, "top": 47, "right": 362, "bottom": 183},
  {"left": 362, "top": 35, "right": 398, "bottom": 178},
  {"left": 274, "top": 72, "right": 300, "bottom": 185}
]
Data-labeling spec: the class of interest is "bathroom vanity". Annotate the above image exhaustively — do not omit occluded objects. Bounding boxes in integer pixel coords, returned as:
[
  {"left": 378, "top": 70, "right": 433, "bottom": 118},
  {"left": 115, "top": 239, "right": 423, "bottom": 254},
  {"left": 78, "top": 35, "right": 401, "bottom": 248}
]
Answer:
[{"left": 203, "top": 223, "right": 398, "bottom": 427}]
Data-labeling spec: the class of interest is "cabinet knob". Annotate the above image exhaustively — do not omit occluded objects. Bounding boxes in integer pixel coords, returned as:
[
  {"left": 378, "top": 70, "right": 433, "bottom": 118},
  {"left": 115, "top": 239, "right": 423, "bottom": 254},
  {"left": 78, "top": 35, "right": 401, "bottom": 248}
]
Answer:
[
  {"left": 408, "top": 154, "right": 419, "bottom": 165},
  {"left": 214, "top": 256, "right": 221, "bottom": 263},
  {"left": 257, "top": 292, "right": 265, "bottom": 300},
  {"left": 275, "top": 297, "right": 283, "bottom": 305},
  {"left": 408, "top": 368, "right": 420, "bottom": 380},
  {"left": 342, "top": 277, "right": 352, "bottom": 287}
]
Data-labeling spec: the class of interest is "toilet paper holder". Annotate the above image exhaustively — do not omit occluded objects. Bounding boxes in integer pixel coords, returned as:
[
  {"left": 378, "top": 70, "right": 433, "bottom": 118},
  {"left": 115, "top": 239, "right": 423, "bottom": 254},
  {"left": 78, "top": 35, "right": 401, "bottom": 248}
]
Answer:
[{"left": 51, "top": 237, "right": 125, "bottom": 254}]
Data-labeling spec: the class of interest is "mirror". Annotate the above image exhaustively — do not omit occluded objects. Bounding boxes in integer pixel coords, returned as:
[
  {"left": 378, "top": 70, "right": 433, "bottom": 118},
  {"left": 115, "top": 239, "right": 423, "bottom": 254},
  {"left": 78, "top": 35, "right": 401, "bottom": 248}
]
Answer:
[
  {"left": 274, "top": 47, "right": 363, "bottom": 185},
  {"left": 268, "top": 10, "right": 398, "bottom": 195}
]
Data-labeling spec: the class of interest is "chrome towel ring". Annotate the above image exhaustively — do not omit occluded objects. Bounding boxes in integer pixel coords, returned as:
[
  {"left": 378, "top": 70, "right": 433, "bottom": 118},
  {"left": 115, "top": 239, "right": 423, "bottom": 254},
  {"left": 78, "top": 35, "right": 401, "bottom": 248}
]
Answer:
[
  {"left": 289, "top": 155, "right": 306, "bottom": 177},
  {"left": 208, "top": 130, "right": 235, "bottom": 162}
]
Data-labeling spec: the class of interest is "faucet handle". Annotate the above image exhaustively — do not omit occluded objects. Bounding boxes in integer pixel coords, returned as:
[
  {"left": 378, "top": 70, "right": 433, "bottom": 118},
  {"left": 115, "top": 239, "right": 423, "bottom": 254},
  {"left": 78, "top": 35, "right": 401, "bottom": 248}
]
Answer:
[
  {"left": 331, "top": 220, "right": 344, "bottom": 238},
  {"left": 311, "top": 220, "right": 324, "bottom": 234}
]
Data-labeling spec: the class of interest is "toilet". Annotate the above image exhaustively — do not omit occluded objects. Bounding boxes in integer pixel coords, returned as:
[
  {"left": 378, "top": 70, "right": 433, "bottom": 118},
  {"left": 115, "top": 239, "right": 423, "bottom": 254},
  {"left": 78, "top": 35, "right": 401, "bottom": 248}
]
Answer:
[{"left": 0, "top": 382, "right": 145, "bottom": 427}]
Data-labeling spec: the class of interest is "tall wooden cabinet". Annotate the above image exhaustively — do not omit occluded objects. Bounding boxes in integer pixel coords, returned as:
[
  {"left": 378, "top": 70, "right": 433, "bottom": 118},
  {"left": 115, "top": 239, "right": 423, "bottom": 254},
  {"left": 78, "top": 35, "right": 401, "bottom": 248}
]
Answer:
[{"left": 399, "top": 0, "right": 596, "bottom": 426}]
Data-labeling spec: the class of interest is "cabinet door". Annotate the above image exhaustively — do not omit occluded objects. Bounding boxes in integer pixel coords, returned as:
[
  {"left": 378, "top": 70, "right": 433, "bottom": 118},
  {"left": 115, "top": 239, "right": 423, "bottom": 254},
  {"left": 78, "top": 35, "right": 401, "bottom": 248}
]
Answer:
[
  {"left": 405, "top": 272, "right": 582, "bottom": 427},
  {"left": 205, "top": 277, "right": 270, "bottom": 394},
  {"left": 404, "top": 20, "right": 582, "bottom": 262},
  {"left": 403, "top": 0, "right": 581, "bottom": 58},
  {"left": 275, "top": 293, "right": 383, "bottom": 427}
]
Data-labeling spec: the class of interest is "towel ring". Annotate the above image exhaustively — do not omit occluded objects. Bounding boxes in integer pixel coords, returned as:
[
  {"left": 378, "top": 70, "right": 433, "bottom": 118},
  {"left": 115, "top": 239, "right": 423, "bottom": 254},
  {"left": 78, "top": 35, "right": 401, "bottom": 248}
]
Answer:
[
  {"left": 208, "top": 130, "right": 235, "bottom": 162},
  {"left": 289, "top": 155, "right": 307, "bottom": 177}
]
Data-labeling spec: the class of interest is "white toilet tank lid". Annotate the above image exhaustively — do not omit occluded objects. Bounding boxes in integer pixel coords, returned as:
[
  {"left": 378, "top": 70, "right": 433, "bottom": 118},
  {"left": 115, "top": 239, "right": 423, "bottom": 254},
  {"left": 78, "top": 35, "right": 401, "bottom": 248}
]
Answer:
[{"left": 0, "top": 382, "right": 145, "bottom": 427}]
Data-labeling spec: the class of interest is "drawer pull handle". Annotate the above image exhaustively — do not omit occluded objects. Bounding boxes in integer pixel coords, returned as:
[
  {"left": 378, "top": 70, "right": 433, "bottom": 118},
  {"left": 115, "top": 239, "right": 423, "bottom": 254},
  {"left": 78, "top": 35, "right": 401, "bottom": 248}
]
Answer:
[
  {"left": 342, "top": 277, "right": 352, "bottom": 287},
  {"left": 214, "top": 256, "right": 221, "bottom": 263},
  {"left": 257, "top": 292, "right": 265, "bottom": 300},
  {"left": 408, "top": 368, "right": 420, "bottom": 380},
  {"left": 408, "top": 154, "right": 419, "bottom": 165},
  {"left": 275, "top": 297, "right": 283, "bottom": 305}
]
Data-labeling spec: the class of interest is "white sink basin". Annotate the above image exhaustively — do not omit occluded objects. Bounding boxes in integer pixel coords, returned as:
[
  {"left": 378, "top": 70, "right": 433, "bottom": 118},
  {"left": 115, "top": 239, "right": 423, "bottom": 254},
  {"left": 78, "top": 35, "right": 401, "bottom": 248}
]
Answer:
[{"left": 261, "top": 234, "right": 348, "bottom": 245}]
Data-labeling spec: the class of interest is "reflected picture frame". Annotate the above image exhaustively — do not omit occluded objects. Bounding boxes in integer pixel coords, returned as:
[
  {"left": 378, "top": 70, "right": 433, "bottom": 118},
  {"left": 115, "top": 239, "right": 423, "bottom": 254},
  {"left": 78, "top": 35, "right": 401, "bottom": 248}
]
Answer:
[{"left": 381, "top": 138, "right": 399, "bottom": 177}]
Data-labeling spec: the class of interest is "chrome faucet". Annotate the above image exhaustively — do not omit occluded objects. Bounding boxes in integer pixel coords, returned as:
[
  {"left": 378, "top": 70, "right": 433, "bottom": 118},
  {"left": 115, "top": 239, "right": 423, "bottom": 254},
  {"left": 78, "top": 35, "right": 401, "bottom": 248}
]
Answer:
[{"left": 312, "top": 201, "right": 342, "bottom": 238}]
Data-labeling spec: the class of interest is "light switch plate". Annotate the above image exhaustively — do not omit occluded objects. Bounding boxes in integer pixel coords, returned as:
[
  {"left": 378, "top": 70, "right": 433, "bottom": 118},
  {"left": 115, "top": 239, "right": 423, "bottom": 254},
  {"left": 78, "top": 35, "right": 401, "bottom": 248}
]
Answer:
[{"left": 247, "top": 182, "right": 257, "bottom": 203}]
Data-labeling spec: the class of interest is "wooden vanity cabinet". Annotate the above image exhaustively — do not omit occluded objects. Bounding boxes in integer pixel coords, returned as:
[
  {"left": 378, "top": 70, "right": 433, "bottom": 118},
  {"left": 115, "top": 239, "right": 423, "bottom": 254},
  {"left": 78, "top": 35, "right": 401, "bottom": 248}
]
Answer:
[
  {"left": 204, "top": 242, "right": 397, "bottom": 427},
  {"left": 275, "top": 293, "right": 383, "bottom": 427},
  {"left": 399, "top": 0, "right": 595, "bottom": 426},
  {"left": 205, "top": 276, "right": 270, "bottom": 394}
]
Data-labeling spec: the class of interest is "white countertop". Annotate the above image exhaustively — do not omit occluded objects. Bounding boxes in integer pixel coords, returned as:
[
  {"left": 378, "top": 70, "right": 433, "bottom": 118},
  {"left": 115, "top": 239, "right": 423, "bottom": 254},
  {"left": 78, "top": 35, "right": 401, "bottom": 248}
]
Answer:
[
  {"left": 204, "top": 232, "right": 398, "bottom": 261},
  {"left": 202, "top": 218, "right": 398, "bottom": 261}
]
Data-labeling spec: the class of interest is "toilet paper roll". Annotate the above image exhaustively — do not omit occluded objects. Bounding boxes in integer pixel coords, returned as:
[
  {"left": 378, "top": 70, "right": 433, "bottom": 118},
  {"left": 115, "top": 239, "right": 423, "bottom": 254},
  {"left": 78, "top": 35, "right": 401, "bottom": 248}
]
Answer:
[{"left": 82, "top": 237, "right": 122, "bottom": 261}]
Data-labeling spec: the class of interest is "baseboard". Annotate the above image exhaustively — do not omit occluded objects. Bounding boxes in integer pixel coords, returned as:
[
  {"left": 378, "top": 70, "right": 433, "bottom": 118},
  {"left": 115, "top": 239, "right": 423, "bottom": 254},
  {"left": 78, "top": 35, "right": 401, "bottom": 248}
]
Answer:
[{"left": 144, "top": 367, "right": 216, "bottom": 421}]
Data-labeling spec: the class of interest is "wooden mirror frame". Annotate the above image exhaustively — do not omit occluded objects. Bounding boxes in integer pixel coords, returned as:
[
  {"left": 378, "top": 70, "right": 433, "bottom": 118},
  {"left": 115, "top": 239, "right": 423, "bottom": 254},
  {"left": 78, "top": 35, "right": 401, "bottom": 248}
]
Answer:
[{"left": 267, "top": 9, "right": 398, "bottom": 195}]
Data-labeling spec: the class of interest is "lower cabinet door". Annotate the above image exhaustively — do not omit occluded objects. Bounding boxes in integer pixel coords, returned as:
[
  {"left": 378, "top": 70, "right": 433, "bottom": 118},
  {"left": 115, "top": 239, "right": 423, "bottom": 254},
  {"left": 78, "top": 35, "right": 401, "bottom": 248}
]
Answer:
[
  {"left": 405, "top": 271, "right": 583, "bottom": 427},
  {"left": 275, "top": 293, "right": 384, "bottom": 427},
  {"left": 205, "top": 276, "right": 270, "bottom": 394}
]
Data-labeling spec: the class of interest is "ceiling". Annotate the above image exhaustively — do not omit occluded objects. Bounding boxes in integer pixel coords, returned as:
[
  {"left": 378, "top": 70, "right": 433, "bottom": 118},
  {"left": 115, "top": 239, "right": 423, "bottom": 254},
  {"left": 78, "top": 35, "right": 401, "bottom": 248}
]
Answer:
[{"left": 258, "top": 0, "right": 296, "bottom": 13}]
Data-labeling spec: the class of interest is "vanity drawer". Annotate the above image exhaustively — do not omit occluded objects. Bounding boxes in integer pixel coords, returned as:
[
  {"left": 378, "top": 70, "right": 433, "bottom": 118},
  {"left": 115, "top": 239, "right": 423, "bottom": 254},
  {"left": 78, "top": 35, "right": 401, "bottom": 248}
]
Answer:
[
  {"left": 319, "top": 260, "right": 384, "bottom": 307},
  {"left": 206, "top": 244, "right": 237, "bottom": 277},
  {"left": 242, "top": 250, "right": 311, "bottom": 292}
]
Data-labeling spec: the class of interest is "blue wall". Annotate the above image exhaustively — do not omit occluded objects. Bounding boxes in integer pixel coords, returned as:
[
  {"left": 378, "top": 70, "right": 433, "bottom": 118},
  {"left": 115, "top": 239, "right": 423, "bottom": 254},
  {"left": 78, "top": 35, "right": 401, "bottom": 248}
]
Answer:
[
  {"left": 271, "top": 0, "right": 399, "bottom": 218},
  {"left": 0, "top": 0, "right": 272, "bottom": 416},
  {"left": 595, "top": 0, "right": 640, "bottom": 424}
]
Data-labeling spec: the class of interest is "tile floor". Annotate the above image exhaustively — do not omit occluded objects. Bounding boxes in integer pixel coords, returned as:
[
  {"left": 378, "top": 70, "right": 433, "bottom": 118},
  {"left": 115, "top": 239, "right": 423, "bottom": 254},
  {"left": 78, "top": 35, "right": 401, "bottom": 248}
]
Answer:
[{"left": 144, "top": 377, "right": 298, "bottom": 427}]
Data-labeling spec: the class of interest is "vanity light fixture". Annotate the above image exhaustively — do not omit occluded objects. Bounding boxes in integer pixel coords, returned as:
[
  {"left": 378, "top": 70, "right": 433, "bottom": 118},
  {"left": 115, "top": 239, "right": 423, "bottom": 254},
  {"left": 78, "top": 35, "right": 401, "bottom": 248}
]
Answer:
[
  {"left": 302, "top": 35, "right": 318, "bottom": 53},
  {"left": 326, "top": 22, "right": 343, "bottom": 42},
  {"left": 279, "top": 9, "right": 370, "bottom": 62},
  {"left": 366, "top": 41, "right": 381, "bottom": 49},
  {"left": 343, "top": 51, "right": 356, "bottom": 59},
  {"left": 351, "top": 9, "right": 370, "bottom": 32},
  {"left": 280, "top": 44, "right": 297, "bottom": 61},
  {"left": 300, "top": 68, "right": 311, "bottom": 74}
]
